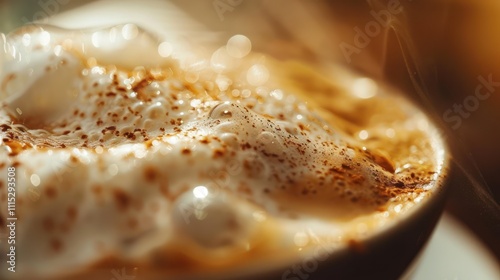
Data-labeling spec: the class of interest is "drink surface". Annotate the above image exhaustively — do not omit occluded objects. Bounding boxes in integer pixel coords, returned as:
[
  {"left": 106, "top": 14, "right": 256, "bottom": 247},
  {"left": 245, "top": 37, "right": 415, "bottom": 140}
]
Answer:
[{"left": 0, "top": 25, "right": 447, "bottom": 279}]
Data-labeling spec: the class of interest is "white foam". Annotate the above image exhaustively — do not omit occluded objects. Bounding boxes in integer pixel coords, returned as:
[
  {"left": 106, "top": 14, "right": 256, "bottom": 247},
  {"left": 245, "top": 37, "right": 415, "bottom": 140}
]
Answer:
[{"left": 0, "top": 25, "right": 444, "bottom": 279}]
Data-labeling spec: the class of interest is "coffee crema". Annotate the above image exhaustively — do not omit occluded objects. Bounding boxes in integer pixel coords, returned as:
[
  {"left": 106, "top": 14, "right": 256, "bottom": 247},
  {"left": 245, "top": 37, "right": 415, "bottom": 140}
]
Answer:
[{"left": 0, "top": 25, "right": 447, "bottom": 279}]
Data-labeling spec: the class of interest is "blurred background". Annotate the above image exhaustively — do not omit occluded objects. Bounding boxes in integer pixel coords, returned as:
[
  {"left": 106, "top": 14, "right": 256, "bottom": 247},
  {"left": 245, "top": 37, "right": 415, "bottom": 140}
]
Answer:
[{"left": 0, "top": 0, "right": 499, "bottom": 275}]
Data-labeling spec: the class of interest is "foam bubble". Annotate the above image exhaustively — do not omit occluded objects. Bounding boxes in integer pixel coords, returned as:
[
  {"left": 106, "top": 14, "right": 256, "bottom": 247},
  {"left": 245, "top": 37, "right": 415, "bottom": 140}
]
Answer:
[
  {"left": 226, "top": 34, "right": 252, "bottom": 58},
  {"left": 172, "top": 189, "right": 255, "bottom": 254},
  {"left": 352, "top": 77, "right": 377, "bottom": 99},
  {"left": 247, "top": 64, "right": 269, "bottom": 86},
  {"left": 158, "top": 41, "right": 173, "bottom": 57},
  {"left": 121, "top": 23, "right": 139, "bottom": 40},
  {"left": 211, "top": 47, "right": 234, "bottom": 73}
]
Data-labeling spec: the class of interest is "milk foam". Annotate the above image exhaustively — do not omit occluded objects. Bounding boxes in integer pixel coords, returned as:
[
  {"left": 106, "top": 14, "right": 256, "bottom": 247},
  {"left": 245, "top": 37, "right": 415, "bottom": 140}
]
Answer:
[{"left": 0, "top": 25, "right": 446, "bottom": 278}]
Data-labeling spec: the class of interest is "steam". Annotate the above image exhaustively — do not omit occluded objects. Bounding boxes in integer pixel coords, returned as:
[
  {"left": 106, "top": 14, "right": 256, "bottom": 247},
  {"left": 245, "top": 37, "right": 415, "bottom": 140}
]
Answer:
[{"left": 366, "top": 0, "right": 500, "bottom": 230}]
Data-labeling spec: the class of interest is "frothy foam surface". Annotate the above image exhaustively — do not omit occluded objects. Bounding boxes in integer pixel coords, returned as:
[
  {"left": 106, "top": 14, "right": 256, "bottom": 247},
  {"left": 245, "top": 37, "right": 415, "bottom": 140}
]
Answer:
[{"left": 0, "top": 25, "right": 447, "bottom": 279}]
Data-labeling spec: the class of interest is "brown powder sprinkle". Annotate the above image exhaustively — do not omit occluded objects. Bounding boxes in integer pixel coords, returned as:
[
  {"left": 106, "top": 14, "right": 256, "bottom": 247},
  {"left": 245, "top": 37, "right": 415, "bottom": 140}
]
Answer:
[
  {"left": 50, "top": 238, "right": 63, "bottom": 253},
  {"left": 112, "top": 188, "right": 131, "bottom": 211},
  {"left": 144, "top": 166, "right": 159, "bottom": 182},
  {"left": 67, "top": 206, "right": 78, "bottom": 221},
  {"left": 42, "top": 217, "right": 55, "bottom": 232},
  {"left": 128, "top": 218, "right": 138, "bottom": 230},
  {"left": 91, "top": 185, "right": 103, "bottom": 196},
  {"left": 44, "top": 186, "right": 57, "bottom": 199}
]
